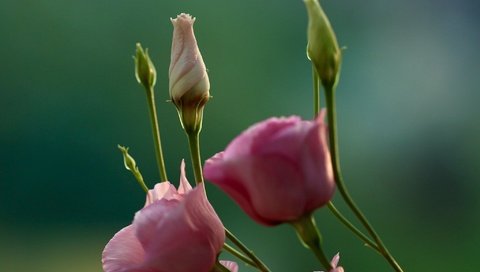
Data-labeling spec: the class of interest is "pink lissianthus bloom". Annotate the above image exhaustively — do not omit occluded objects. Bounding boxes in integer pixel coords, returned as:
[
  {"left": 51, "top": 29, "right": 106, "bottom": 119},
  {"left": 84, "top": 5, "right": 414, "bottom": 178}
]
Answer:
[
  {"left": 204, "top": 110, "right": 335, "bottom": 226},
  {"left": 102, "top": 160, "right": 234, "bottom": 272}
]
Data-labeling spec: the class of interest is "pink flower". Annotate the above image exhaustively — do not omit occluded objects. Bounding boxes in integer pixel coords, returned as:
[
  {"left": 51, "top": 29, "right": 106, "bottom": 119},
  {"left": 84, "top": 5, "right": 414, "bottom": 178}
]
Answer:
[
  {"left": 102, "top": 161, "right": 230, "bottom": 272},
  {"left": 203, "top": 110, "right": 335, "bottom": 226}
]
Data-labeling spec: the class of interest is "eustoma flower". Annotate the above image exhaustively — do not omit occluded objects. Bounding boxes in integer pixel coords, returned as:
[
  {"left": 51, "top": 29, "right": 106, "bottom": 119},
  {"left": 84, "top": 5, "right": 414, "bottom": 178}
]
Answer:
[
  {"left": 102, "top": 161, "right": 231, "bottom": 272},
  {"left": 204, "top": 110, "right": 335, "bottom": 226},
  {"left": 169, "top": 13, "right": 210, "bottom": 134}
]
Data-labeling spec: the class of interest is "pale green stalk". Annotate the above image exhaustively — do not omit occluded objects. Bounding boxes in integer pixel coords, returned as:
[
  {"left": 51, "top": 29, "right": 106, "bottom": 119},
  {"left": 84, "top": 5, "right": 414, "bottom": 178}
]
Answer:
[
  {"left": 313, "top": 64, "right": 320, "bottom": 116},
  {"left": 225, "top": 229, "right": 271, "bottom": 272},
  {"left": 312, "top": 68, "right": 379, "bottom": 252},
  {"left": 223, "top": 243, "right": 257, "bottom": 268},
  {"left": 326, "top": 202, "right": 378, "bottom": 251},
  {"left": 325, "top": 87, "right": 404, "bottom": 272},
  {"left": 187, "top": 132, "right": 204, "bottom": 184},
  {"left": 146, "top": 87, "right": 168, "bottom": 182}
]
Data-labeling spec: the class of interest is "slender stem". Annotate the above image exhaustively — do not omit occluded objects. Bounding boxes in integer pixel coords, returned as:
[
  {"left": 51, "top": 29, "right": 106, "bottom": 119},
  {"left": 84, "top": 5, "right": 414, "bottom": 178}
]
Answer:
[
  {"left": 187, "top": 132, "right": 204, "bottom": 184},
  {"left": 223, "top": 243, "right": 257, "bottom": 268},
  {"left": 327, "top": 202, "right": 378, "bottom": 251},
  {"left": 313, "top": 64, "right": 320, "bottom": 116},
  {"left": 325, "top": 88, "right": 404, "bottom": 272},
  {"left": 133, "top": 171, "right": 149, "bottom": 193},
  {"left": 225, "top": 229, "right": 271, "bottom": 272},
  {"left": 309, "top": 245, "right": 332, "bottom": 270},
  {"left": 312, "top": 67, "right": 375, "bottom": 252},
  {"left": 145, "top": 87, "right": 168, "bottom": 181}
]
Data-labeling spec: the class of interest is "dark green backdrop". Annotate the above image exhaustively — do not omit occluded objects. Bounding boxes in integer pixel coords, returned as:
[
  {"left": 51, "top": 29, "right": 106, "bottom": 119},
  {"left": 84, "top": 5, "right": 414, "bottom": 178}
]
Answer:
[{"left": 1, "top": 0, "right": 479, "bottom": 271}]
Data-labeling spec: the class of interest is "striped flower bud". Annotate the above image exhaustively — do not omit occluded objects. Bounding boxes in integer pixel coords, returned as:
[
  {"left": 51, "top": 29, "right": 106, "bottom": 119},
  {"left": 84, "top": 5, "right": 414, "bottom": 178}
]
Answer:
[{"left": 169, "top": 13, "right": 210, "bottom": 134}]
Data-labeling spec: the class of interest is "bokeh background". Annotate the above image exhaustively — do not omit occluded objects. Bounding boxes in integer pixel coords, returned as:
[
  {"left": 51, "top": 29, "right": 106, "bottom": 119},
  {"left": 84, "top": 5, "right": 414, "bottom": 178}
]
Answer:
[{"left": 1, "top": 0, "right": 479, "bottom": 271}]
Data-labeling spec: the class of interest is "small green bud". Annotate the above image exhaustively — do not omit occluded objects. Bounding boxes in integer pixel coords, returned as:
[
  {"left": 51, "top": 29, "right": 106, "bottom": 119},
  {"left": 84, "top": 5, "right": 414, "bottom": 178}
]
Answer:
[
  {"left": 304, "top": 0, "right": 342, "bottom": 89},
  {"left": 134, "top": 43, "right": 157, "bottom": 90},
  {"left": 118, "top": 145, "right": 137, "bottom": 172},
  {"left": 118, "top": 145, "right": 149, "bottom": 192}
]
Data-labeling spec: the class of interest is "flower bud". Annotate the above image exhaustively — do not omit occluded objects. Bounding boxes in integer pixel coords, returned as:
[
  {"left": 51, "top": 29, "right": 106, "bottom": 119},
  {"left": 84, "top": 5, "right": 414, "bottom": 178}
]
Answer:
[
  {"left": 169, "top": 13, "right": 210, "bottom": 134},
  {"left": 304, "top": 0, "right": 342, "bottom": 89},
  {"left": 134, "top": 43, "right": 157, "bottom": 90},
  {"left": 204, "top": 110, "right": 335, "bottom": 226},
  {"left": 118, "top": 145, "right": 148, "bottom": 192},
  {"left": 118, "top": 145, "right": 137, "bottom": 172}
]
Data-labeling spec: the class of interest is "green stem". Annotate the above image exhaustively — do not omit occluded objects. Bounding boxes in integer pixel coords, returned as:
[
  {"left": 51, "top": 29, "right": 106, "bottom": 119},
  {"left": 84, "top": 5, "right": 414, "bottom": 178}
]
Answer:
[
  {"left": 291, "top": 215, "right": 332, "bottom": 270},
  {"left": 309, "top": 244, "right": 332, "bottom": 270},
  {"left": 313, "top": 64, "right": 320, "bottom": 116},
  {"left": 325, "top": 88, "right": 404, "bottom": 272},
  {"left": 133, "top": 171, "right": 149, "bottom": 193},
  {"left": 146, "top": 87, "right": 168, "bottom": 182},
  {"left": 225, "top": 229, "right": 271, "bottom": 272},
  {"left": 312, "top": 66, "right": 376, "bottom": 252},
  {"left": 187, "top": 132, "right": 204, "bottom": 184},
  {"left": 327, "top": 202, "right": 378, "bottom": 251},
  {"left": 223, "top": 243, "right": 257, "bottom": 268}
]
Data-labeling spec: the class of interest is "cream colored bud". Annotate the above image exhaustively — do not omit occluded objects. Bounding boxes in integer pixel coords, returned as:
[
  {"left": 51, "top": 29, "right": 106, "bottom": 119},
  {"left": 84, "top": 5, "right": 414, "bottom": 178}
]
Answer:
[
  {"left": 304, "top": 0, "right": 342, "bottom": 89},
  {"left": 169, "top": 13, "right": 210, "bottom": 134}
]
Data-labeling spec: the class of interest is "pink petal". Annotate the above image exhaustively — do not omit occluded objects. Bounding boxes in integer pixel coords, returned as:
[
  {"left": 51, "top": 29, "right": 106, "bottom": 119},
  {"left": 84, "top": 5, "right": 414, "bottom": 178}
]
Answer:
[
  {"left": 301, "top": 116, "right": 335, "bottom": 211},
  {"left": 134, "top": 199, "right": 179, "bottom": 254},
  {"left": 331, "top": 252, "right": 340, "bottom": 267},
  {"left": 329, "top": 253, "right": 344, "bottom": 272},
  {"left": 145, "top": 182, "right": 178, "bottom": 206},
  {"left": 223, "top": 116, "right": 302, "bottom": 159},
  {"left": 220, "top": 260, "right": 239, "bottom": 272},
  {"left": 204, "top": 153, "right": 267, "bottom": 224},
  {"left": 102, "top": 225, "right": 145, "bottom": 272},
  {"left": 257, "top": 119, "right": 313, "bottom": 158},
  {"left": 205, "top": 153, "right": 307, "bottom": 225},
  {"left": 132, "top": 186, "right": 224, "bottom": 272},
  {"left": 178, "top": 159, "right": 193, "bottom": 194}
]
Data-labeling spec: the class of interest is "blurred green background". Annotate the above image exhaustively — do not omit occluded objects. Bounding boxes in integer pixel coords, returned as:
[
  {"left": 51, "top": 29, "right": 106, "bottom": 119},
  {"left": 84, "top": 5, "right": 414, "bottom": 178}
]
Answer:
[{"left": 1, "top": 0, "right": 479, "bottom": 271}]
